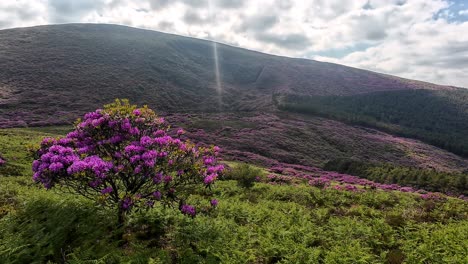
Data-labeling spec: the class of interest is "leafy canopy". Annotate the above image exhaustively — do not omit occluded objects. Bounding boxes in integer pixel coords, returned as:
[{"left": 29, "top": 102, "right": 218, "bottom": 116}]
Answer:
[{"left": 32, "top": 99, "right": 223, "bottom": 220}]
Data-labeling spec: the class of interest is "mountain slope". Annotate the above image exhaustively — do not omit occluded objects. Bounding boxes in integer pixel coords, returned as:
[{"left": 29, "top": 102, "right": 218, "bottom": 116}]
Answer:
[
  {"left": 0, "top": 23, "right": 467, "bottom": 172},
  {"left": 277, "top": 89, "right": 468, "bottom": 156},
  {"left": 0, "top": 23, "right": 459, "bottom": 127}
]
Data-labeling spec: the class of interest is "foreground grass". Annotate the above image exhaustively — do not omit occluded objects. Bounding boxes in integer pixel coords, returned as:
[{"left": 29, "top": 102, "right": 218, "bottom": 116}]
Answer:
[
  {"left": 1, "top": 176, "right": 467, "bottom": 263},
  {"left": 0, "top": 127, "right": 467, "bottom": 263}
]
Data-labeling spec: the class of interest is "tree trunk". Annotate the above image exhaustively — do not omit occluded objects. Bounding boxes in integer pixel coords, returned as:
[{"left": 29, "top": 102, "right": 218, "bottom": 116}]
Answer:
[{"left": 117, "top": 206, "right": 126, "bottom": 226}]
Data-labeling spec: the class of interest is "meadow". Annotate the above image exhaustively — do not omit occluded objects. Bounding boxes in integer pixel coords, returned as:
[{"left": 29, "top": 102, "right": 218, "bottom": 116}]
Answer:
[{"left": 0, "top": 127, "right": 467, "bottom": 263}]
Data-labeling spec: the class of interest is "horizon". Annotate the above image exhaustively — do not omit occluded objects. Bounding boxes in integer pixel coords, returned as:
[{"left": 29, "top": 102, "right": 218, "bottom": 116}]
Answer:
[{"left": 1, "top": 0, "right": 467, "bottom": 88}]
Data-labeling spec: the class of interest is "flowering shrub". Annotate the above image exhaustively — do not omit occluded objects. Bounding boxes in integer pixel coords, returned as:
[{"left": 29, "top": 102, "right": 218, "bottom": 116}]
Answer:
[
  {"left": 420, "top": 192, "right": 445, "bottom": 201},
  {"left": 266, "top": 174, "right": 294, "bottom": 185},
  {"left": 32, "top": 99, "right": 224, "bottom": 223},
  {"left": 308, "top": 177, "right": 331, "bottom": 189}
]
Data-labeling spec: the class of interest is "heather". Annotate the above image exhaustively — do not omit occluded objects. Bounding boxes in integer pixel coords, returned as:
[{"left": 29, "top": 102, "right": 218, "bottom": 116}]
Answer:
[
  {"left": 0, "top": 125, "right": 467, "bottom": 263},
  {"left": 278, "top": 89, "right": 468, "bottom": 157},
  {"left": 324, "top": 158, "right": 468, "bottom": 196},
  {"left": 166, "top": 112, "right": 468, "bottom": 173},
  {"left": 0, "top": 24, "right": 456, "bottom": 130}
]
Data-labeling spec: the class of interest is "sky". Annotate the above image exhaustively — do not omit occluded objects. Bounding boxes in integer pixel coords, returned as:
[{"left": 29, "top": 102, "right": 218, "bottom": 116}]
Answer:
[{"left": 1, "top": 0, "right": 468, "bottom": 88}]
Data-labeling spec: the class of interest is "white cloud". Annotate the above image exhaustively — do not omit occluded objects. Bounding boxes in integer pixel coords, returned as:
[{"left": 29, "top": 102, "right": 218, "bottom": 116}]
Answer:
[{"left": 0, "top": 0, "right": 467, "bottom": 87}]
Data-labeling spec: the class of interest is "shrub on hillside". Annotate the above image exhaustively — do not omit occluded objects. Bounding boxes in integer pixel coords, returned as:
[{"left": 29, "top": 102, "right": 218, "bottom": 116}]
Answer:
[
  {"left": 225, "top": 163, "right": 263, "bottom": 188},
  {"left": 31, "top": 99, "right": 224, "bottom": 224}
]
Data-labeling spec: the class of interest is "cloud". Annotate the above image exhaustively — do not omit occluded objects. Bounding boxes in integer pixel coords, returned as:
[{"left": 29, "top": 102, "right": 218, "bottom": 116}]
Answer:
[
  {"left": 0, "top": 0, "right": 467, "bottom": 87},
  {"left": 157, "top": 21, "right": 175, "bottom": 31},
  {"left": 0, "top": 1, "right": 47, "bottom": 29},
  {"left": 48, "top": 0, "right": 106, "bottom": 23},
  {"left": 216, "top": 0, "right": 245, "bottom": 9},
  {"left": 255, "top": 32, "right": 311, "bottom": 50},
  {"left": 183, "top": 10, "right": 209, "bottom": 24},
  {"left": 148, "top": 0, "right": 171, "bottom": 10},
  {"left": 237, "top": 14, "right": 279, "bottom": 32}
]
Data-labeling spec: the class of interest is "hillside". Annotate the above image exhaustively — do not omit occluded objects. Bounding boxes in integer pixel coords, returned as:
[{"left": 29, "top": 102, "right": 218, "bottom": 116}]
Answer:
[
  {"left": 0, "top": 127, "right": 467, "bottom": 263},
  {"left": 0, "top": 23, "right": 459, "bottom": 126},
  {"left": 0, "top": 23, "right": 467, "bottom": 170}
]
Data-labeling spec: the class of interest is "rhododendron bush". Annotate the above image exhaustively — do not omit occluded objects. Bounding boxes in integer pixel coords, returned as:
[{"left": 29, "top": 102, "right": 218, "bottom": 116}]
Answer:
[{"left": 32, "top": 99, "right": 224, "bottom": 223}]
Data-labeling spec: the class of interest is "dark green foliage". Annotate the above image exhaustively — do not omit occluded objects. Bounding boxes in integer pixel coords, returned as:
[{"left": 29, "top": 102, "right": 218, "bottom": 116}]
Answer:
[
  {"left": 278, "top": 89, "right": 468, "bottom": 157},
  {"left": 224, "top": 163, "right": 263, "bottom": 188},
  {"left": 1, "top": 174, "right": 467, "bottom": 263},
  {"left": 0, "top": 163, "right": 23, "bottom": 177},
  {"left": 325, "top": 158, "right": 468, "bottom": 195},
  {"left": 0, "top": 190, "right": 120, "bottom": 263}
]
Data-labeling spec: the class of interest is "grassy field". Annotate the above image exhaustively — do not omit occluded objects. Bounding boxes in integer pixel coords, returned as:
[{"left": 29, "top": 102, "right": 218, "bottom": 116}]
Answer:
[{"left": 0, "top": 127, "right": 467, "bottom": 263}]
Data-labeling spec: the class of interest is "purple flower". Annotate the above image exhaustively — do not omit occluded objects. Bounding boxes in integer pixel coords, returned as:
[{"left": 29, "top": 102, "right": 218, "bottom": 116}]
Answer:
[
  {"left": 181, "top": 204, "right": 196, "bottom": 217},
  {"left": 153, "top": 129, "right": 166, "bottom": 137},
  {"left": 121, "top": 119, "right": 132, "bottom": 131},
  {"left": 154, "top": 136, "right": 172, "bottom": 146},
  {"left": 134, "top": 165, "right": 142, "bottom": 174},
  {"left": 204, "top": 174, "right": 217, "bottom": 185},
  {"left": 133, "top": 109, "right": 141, "bottom": 116},
  {"left": 203, "top": 157, "right": 215, "bottom": 166},
  {"left": 153, "top": 173, "right": 163, "bottom": 184},
  {"left": 130, "top": 155, "right": 141, "bottom": 164},
  {"left": 130, "top": 127, "right": 140, "bottom": 135},
  {"left": 153, "top": 191, "right": 162, "bottom": 200},
  {"left": 48, "top": 162, "right": 64, "bottom": 172},
  {"left": 140, "top": 136, "right": 153, "bottom": 147},
  {"left": 101, "top": 186, "right": 113, "bottom": 194},
  {"left": 210, "top": 199, "right": 218, "bottom": 207},
  {"left": 67, "top": 156, "right": 113, "bottom": 178},
  {"left": 308, "top": 177, "right": 331, "bottom": 188},
  {"left": 32, "top": 160, "right": 40, "bottom": 170},
  {"left": 142, "top": 150, "right": 157, "bottom": 160},
  {"left": 177, "top": 129, "right": 185, "bottom": 135},
  {"left": 88, "top": 179, "right": 102, "bottom": 188},
  {"left": 121, "top": 197, "right": 133, "bottom": 211},
  {"left": 109, "top": 135, "right": 123, "bottom": 144},
  {"left": 158, "top": 151, "right": 168, "bottom": 158},
  {"left": 163, "top": 175, "right": 173, "bottom": 183}
]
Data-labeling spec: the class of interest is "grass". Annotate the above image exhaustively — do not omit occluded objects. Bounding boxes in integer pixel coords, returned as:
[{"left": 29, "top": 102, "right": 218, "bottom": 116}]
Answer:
[
  {"left": 1, "top": 176, "right": 467, "bottom": 263},
  {"left": 0, "top": 127, "right": 467, "bottom": 263}
]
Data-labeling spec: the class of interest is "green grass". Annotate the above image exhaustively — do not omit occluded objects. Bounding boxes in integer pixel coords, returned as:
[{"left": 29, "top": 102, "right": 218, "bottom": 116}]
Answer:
[
  {"left": 0, "top": 127, "right": 467, "bottom": 263},
  {"left": 0, "top": 127, "right": 71, "bottom": 176}
]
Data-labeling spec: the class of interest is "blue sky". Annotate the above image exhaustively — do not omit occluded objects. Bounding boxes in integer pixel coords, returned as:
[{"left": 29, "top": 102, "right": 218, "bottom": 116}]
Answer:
[{"left": 1, "top": 0, "right": 468, "bottom": 87}]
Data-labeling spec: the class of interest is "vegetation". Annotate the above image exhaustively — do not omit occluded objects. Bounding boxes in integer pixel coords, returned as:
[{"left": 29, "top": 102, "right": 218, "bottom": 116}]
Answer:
[
  {"left": 169, "top": 113, "right": 468, "bottom": 173},
  {"left": 0, "top": 24, "right": 458, "bottom": 128},
  {"left": 277, "top": 89, "right": 468, "bottom": 157},
  {"left": 224, "top": 163, "right": 264, "bottom": 188},
  {"left": 2, "top": 24, "right": 467, "bottom": 176},
  {"left": 0, "top": 125, "right": 466, "bottom": 263},
  {"left": 324, "top": 158, "right": 468, "bottom": 196},
  {"left": 1, "top": 172, "right": 467, "bottom": 263},
  {"left": 31, "top": 100, "right": 224, "bottom": 223}
]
